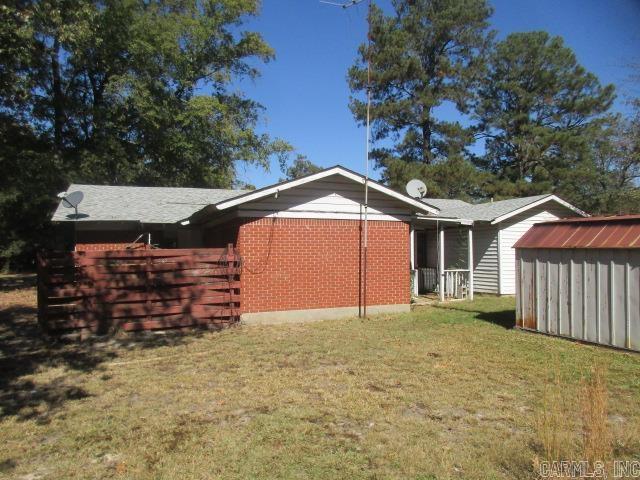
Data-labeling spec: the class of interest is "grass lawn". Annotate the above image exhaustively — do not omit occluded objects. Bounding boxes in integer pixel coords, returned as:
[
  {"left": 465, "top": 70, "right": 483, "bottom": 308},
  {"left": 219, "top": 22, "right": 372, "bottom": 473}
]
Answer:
[{"left": 1, "top": 280, "right": 639, "bottom": 479}]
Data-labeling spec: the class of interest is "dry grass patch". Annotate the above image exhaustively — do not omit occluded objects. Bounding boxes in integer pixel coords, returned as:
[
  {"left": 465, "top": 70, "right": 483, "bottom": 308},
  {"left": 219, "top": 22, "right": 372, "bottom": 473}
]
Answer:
[
  {"left": 533, "top": 358, "right": 577, "bottom": 463},
  {"left": 581, "top": 364, "right": 613, "bottom": 464},
  {"left": 1, "top": 291, "right": 639, "bottom": 479}
]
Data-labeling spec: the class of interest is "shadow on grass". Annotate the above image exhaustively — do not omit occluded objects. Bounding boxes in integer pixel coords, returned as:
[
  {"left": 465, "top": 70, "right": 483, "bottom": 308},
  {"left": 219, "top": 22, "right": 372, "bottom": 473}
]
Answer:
[
  {"left": 0, "top": 286, "right": 201, "bottom": 423},
  {"left": 0, "top": 273, "right": 36, "bottom": 292},
  {"left": 431, "top": 303, "right": 516, "bottom": 329}
]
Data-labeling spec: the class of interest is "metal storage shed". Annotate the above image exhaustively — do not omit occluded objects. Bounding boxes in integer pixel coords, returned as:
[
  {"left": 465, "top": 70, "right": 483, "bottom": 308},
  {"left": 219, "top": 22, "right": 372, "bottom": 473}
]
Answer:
[{"left": 514, "top": 215, "right": 640, "bottom": 351}]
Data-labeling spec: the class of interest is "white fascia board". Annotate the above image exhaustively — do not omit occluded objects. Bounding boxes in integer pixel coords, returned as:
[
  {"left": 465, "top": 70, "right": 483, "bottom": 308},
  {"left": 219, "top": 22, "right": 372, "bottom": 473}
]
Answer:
[
  {"left": 237, "top": 210, "right": 411, "bottom": 222},
  {"left": 213, "top": 166, "right": 439, "bottom": 215},
  {"left": 413, "top": 214, "right": 473, "bottom": 226},
  {"left": 199, "top": 209, "right": 412, "bottom": 227},
  {"left": 490, "top": 195, "right": 588, "bottom": 225}
]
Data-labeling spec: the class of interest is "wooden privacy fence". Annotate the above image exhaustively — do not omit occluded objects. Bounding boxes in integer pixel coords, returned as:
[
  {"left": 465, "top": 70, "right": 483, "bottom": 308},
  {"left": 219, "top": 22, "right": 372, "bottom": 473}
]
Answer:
[{"left": 37, "top": 246, "right": 241, "bottom": 335}]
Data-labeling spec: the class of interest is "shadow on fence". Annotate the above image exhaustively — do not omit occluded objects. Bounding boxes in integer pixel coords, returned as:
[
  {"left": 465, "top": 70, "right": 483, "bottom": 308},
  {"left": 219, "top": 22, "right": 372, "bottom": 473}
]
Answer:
[{"left": 36, "top": 245, "right": 241, "bottom": 336}]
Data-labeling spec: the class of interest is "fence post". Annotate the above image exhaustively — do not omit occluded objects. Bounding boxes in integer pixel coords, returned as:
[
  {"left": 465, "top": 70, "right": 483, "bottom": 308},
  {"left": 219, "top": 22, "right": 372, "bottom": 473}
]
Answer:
[
  {"left": 226, "top": 243, "right": 236, "bottom": 323},
  {"left": 36, "top": 252, "right": 47, "bottom": 332},
  {"left": 145, "top": 251, "right": 152, "bottom": 329}
]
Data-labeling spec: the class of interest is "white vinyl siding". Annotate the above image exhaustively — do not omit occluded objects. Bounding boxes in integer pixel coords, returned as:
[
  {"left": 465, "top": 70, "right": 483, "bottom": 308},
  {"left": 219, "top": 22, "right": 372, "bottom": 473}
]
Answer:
[
  {"left": 473, "top": 224, "right": 499, "bottom": 293},
  {"left": 236, "top": 175, "right": 414, "bottom": 221},
  {"left": 498, "top": 203, "right": 575, "bottom": 294}
]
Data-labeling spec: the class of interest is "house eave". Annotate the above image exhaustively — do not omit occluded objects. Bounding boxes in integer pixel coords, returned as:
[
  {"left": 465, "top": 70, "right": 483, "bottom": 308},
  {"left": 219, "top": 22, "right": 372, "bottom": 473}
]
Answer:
[
  {"left": 413, "top": 214, "right": 473, "bottom": 226},
  {"left": 209, "top": 166, "right": 440, "bottom": 215},
  {"left": 489, "top": 195, "right": 587, "bottom": 225}
]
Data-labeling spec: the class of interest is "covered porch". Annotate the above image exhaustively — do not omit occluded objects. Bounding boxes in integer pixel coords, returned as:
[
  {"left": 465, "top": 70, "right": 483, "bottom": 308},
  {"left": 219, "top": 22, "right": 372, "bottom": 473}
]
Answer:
[{"left": 410, "top": 217, "right": 474, "bottom": 302}]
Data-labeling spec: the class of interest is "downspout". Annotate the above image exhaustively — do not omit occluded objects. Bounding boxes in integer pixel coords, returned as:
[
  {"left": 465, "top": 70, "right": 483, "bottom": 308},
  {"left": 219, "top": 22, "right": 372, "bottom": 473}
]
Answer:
[{"left": 497, "top": 227, "right": 502, "bottom": 295}]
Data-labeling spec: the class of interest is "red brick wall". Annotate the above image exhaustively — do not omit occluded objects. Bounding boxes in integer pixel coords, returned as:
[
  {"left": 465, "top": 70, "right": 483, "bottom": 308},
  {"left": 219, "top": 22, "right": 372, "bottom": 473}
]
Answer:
[{"left": 205, "top": 217, "right": 410, "bottom": 314}]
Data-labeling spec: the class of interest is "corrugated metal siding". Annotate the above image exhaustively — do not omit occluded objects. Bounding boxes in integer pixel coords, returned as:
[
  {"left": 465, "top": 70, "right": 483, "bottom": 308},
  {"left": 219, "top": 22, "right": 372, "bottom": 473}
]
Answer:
[
  {"left": 499, "top": 203, "right": 574, "bottom": 295},
  {"left": 516, "top": 248, "right": 640, "bottom": 351},
  {"left": 473, "top": 224, "right": 499, "bottom": 293}
]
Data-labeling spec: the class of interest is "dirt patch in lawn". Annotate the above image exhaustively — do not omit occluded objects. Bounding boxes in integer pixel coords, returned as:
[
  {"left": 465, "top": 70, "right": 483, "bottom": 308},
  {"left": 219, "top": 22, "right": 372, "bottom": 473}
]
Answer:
[{"left": 1, "top": 291, "right": 639, "bottom": 479}]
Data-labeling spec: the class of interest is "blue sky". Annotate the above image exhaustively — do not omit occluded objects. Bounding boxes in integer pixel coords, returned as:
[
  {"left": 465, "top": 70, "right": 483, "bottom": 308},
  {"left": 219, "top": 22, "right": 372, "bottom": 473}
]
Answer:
[{"left": 232, "top": 0, "right": 640, "bottom": 188}]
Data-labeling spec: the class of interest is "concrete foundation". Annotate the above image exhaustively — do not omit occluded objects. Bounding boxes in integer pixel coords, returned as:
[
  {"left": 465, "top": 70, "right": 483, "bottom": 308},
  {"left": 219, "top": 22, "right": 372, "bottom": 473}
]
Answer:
[{"left": 241, "top": 304, "right": 411, "bottom": 325}]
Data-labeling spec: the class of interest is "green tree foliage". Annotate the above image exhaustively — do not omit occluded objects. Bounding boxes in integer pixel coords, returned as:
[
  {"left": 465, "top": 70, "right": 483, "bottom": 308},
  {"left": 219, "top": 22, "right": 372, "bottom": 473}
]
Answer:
[
  {"left": 382, "top": 156, "right": 489, "bottom": 201},
  {"left": 348, "top": 2, "right": 637, "bottom": 215},
  {"left": 347, "top": 0, "right": 494, "bottom": 196},
  {"left": 0, "top": 0, "right": 291, "bottom": 269},
  {"left": 281, "top": 155, "right": 322, "bottom": 181},
  {"left": 476, "top": 32, "right": 616, "bottom": 195},
  {"left": 582, "top": 102, "right": 640, "bottom": 214}
]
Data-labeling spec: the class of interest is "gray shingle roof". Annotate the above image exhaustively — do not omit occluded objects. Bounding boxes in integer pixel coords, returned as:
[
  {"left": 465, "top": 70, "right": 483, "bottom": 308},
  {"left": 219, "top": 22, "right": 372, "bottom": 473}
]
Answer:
[
  {"left": 52, "top": 184, "right": 248, "bottom": 223},
  {"left": 428, "top": 194, "right": 554, "bottom": 222},
  {"left": 52, "top": 180, "right": 570, "bottom": 226},
  {"left": 421, "top": 198, "right": 473, "bottom": 212}
]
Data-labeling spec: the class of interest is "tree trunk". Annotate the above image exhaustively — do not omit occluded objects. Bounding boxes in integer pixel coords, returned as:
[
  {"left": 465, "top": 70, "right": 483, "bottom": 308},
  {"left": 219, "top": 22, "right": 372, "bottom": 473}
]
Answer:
[
  {"left": 422, "top": 121, "right": 433, "bottom": 164},
  {"left": 50, "top": 36, "right": 64, "bottom": 152}
]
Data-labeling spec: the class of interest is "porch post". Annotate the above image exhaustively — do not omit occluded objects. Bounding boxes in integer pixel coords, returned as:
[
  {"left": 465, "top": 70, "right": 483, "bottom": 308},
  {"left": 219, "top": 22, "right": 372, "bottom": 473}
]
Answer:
[
  {"left": 439, "top": 224, "right": 445, "bottom": 302},
  {"left": 468, "top": 226, "right": 474, "bottom": 300},
  {"left": 410, "top": 224, "right": 417, "bottom": 296}
]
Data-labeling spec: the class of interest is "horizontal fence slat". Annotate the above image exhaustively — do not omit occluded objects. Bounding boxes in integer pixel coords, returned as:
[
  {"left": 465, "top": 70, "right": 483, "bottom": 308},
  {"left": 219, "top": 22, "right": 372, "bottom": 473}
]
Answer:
[
  {"left": 48, "top": 280, "right": 240, "bottom": 302},
  {"left": 74, "top": 262, "right": 237, "bottom": 274},
  {"left": 48, "top": 291, "right": 240, "bottom": 306},
  {"left": 43, "top": 275, "right": 239, "bottom": 288},
  {"left": 44, "top": 310, "right": 238, "bottom": 331},
  {"left": 120, "top": 314, "right": 238, "bottom": 332},
  {"left": 74, "top": 248, "right": 229, "bottom": 259},
  {"left": 45, "top": 304, "right": 238, "bottom": 320},
  {"left": 75, "top": 255, "right": 235, "bottom": 267},
  {"left": 42, "top": 269, "right": 240, "bottom": 285},
  {"left": 46, "top": 296, "right": 241, "bottom": 315},
  {"left": 74, "top": 267, "right": 240, "bottom": 279}
]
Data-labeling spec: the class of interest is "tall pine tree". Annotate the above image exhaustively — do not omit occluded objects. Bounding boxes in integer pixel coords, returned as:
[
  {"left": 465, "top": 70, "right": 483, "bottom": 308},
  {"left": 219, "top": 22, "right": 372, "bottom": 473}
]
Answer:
[
  {"left": 476, "top": 31, "right": 615, "bottom": 200},
  {"left": 347, "top": 0, "right": 494, "bottom": 196}
]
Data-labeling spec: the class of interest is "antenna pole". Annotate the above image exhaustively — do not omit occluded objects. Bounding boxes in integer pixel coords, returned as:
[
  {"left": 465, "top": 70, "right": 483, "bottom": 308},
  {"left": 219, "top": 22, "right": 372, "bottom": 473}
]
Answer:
[
  {"left": 321, "top": 0, "right": 371, "bottom": 318},
  {"left": 363, "top": 0, "right": 372, "bottom": 318}
]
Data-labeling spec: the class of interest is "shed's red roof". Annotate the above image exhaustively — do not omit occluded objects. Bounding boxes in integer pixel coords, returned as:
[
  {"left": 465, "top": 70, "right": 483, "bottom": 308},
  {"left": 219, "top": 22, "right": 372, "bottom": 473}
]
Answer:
[{"left": 514, "top": 215, "right": 640, "bottom": 249}]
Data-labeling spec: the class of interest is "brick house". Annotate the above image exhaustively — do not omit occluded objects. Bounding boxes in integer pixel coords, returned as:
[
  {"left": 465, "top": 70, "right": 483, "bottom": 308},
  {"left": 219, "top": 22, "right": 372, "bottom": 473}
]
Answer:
[
  {"left": 52, "top": 167, "right": 438, "bottom": 322},
  {"left": 51, "top": 165, "right": 584, "bottom": 323}
]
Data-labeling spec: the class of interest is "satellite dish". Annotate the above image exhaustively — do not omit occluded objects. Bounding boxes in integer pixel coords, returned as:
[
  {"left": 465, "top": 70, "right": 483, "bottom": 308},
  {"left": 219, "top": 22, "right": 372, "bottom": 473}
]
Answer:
[
  {"left": 59, "top": 190, "right": 85, "bottom": 219},
  {"left": 61, "top": 191, "right": 84, "bottom": 209},
  {"left": 406, "top": 179, "right": 427, "bottom": 198}
]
